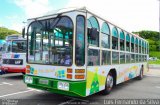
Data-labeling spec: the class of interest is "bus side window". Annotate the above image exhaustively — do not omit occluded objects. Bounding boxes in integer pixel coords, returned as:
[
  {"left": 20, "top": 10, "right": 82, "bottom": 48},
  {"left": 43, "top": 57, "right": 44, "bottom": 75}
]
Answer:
[
  {"left": 75, "top": 15, "right": 85, "bottom": 66},
  {"left": 112, "top": 27, "right": 118, "bottom": 50},
  {"left": 87, "top": 16, "right": 99, "bottom": 47},
  {"left": 88, "top": 49, "right": 100, "bottom": 66}
]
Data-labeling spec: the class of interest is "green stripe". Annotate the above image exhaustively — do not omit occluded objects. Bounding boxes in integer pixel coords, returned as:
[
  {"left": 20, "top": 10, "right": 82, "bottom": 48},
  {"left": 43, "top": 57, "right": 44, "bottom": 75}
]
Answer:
[{"left": 24, "top": 75, "right": 86, "bottom": 97}]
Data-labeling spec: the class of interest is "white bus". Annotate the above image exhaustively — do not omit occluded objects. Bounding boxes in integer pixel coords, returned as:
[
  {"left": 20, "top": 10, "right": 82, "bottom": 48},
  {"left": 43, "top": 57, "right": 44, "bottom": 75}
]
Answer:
[
  {"left": 0, "top": 40, "right": 6, "bottom": 60},
  {"left": 1, "top": 35, "right": 27, "bottom": 74},
  {"left": 24, "top": 7, "right": 149, "bottom": 97}
]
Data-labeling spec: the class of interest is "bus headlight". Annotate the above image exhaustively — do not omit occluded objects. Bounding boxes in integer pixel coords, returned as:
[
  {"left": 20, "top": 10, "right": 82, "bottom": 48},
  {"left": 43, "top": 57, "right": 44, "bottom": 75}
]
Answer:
[
  {"left": 58, "top": 82, "right": 69, "bottom": 91},
  {"left": 25, "top": 76, "right": 33, "bottom": 84}
]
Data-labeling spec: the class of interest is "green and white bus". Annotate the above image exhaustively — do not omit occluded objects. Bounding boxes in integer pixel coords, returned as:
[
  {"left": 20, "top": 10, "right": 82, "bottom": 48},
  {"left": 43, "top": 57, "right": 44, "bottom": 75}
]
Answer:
[{"left": 24, "top": 7, "right": 149, "bottom": 97}]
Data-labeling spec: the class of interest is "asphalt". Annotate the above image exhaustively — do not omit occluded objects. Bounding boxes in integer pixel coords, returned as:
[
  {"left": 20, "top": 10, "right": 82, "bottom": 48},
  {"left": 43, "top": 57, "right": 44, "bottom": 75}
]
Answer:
[{"left": 0, "top": 68, "right": 160, "bottom": 105}]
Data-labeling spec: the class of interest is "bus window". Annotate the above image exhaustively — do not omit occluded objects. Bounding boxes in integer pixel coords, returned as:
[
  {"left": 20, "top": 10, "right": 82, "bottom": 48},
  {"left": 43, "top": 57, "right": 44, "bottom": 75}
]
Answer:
[
  {"left": 112, "top": 52, "right": 119, "bottom": 64},
  {"left": 131, "top": 36, "right": 134, "bottom": 52},
  {"left": 144, "top": 55, "right": 147, "bottom": 61},
  {"left": 120, "top": 31, "right": 125, "bottom": 51},
  {"left": 75, "top": 15, "right": 85, "bottom": 66},
  {"left": 112, "top": 27, "right": 118, "bottom": 50},
  {"left": 135, "top": 38, "right": 138, "bottom": 53},
  {"left": 131, "top": 54, "right": 135, "bottom": 63},
  {"left": 87, "top": 16, "right": 99, "bottom": 47},
  {"left": 120, "top": 52, "right": 125, "bottom": 64},
  {"left": 139, "top": 55, "right": 142, "bottom": 62},
  {"left": 142, "top": 41, "right": 144, "bottom": 54},
  {"left": 139, "top": 40, "right": 141, "bottom": 53},
  {"left": 101, "top": 22, "right": 110, "bottom": 48},
  {"left": 136, "top": 54, "right": 139, "bottom": 62},
  {"left": 101, "top": 50, "right": 111, "bottom": 65},
  {"left": 126, "top": 34, "right": 130, "bottom": 52},
  {"left": 88, "top": 49, "right": 100, "bottom": 66},
  {"left": 126, "top": 53, "right": 130, "bottom": 63}
]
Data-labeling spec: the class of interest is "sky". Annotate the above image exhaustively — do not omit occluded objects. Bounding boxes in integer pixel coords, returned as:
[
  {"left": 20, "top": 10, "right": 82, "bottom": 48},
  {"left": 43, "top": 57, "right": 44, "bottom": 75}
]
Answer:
[{"left": 0, "top": 0, "right": 159, "bottom": 33}]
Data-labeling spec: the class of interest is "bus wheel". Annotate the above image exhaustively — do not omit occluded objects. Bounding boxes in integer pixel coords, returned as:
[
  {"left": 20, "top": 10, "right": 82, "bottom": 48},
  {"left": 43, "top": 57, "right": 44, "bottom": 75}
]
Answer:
[
  {"left": 137, "top": 67, "right": 143, "bottom": 80},
  {"left": 102, "top": 73, "right": 114, "bottom": 95}
]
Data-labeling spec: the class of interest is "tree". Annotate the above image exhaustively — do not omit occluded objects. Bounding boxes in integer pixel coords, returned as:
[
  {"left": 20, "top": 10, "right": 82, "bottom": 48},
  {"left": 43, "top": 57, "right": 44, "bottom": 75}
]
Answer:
[
  {"left": 0, "top": 27, "right": 20, "bottom": 39},
  {"left": 133, "top": 30, "right": 160, "bottom": 58}
]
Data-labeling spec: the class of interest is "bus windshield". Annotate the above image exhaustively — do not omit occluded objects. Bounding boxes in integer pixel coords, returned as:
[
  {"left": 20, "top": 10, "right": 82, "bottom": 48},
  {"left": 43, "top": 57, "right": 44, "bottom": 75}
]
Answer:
[
  {"left": 12, "top": 40, "right": 27, "bottom": 53},
  {"left": 2, "top": 41, "right": 11, "bottom": 53},
  {"left": 27, "top": 16, "right": 73, "bottom": 66},
  {"left": 2, "top": 40, "right": 26, "bottom": 53}
]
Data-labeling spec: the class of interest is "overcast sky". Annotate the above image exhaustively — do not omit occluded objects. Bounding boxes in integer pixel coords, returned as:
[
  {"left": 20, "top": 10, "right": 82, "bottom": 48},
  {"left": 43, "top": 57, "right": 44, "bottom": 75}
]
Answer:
[{"left": 0, "top": 0, "right": 159, "bottom": 32}]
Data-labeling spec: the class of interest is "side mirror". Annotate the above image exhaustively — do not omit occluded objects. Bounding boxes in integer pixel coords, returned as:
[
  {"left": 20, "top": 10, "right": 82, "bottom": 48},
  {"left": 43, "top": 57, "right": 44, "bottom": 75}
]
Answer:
[
  {"left": 87, "top": 28, "right": 99, "bottom": 40},
  {"left": 22, "top": 28, "right": 25, "bottom": 38}
]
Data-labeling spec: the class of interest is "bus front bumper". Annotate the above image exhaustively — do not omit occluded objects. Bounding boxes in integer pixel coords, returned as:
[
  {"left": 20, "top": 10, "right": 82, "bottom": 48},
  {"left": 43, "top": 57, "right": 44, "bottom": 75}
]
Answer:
[
  {"left": 24, "top": 75, "right": 86, "bottom": 97},
  {"left": 1, "top": 66, "right": 25, "bottom": 73}
]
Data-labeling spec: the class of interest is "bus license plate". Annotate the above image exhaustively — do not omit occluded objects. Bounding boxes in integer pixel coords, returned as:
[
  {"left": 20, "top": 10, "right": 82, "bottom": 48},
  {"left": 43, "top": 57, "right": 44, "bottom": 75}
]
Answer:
[{"left": 39, "top": 79, "right": 49, "bottom": 85}]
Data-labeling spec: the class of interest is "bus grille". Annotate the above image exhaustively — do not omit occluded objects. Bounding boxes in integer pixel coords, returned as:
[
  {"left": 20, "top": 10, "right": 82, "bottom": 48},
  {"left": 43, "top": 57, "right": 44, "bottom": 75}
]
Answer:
[{"left": 3, "top": 59, "right": 23, "bottom": 65}]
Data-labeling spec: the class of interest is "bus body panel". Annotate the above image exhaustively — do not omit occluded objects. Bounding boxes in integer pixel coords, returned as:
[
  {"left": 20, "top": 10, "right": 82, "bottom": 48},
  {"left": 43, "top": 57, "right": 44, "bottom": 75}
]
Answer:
[
  {"left": 26, "top": 64, "right": 86, "bottom": 81},
  {"left": 24, "top": 62, "right": 148, "bottom": 97},
  {"left": 1, "top": 53, "right": 26, "bottom": 73},
  {"left": 86, "top": 62, "right": 148, "bottom": 96},
  {"left": 1, "top": 35, "right": 27, "bottom": 74}
]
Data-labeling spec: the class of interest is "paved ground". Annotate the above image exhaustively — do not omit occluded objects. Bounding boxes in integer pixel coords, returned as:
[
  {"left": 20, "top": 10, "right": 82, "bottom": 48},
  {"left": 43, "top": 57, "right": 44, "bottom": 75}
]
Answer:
[{"left": 0, "top": 68, "right": 160, "bottom": 105}]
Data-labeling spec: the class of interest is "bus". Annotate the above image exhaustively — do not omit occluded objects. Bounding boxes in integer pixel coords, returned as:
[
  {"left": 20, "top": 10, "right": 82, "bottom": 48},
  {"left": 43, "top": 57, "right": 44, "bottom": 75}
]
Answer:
[
  {"left": 24, "top": 7, "right": 149, "bottom": 97},
  {"left": 1, "top": 35, "right": 27, "bottom": 74},
  {"left": 0, "top": 40, "right": 6, "bottom": 60}
]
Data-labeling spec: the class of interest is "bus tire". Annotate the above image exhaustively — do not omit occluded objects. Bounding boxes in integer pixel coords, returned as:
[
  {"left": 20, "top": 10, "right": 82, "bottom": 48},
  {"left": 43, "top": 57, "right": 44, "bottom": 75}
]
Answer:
[
  {"left": 137, "top": 66, "right": 143, "bottom": 80},
  {"left": 102, "top": 72, "right": 114, "bottom": 95}
]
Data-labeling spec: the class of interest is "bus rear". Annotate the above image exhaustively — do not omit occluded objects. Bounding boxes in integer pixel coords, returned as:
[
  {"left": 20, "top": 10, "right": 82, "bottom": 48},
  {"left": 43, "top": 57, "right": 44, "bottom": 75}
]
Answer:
[{"left": 1, "top": 35, "right": 27, "bottom": 74}]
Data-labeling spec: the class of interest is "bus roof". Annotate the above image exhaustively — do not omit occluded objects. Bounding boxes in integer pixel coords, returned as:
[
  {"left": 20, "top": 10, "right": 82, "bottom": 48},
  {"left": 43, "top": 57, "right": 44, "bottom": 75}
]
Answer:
[
  {"left": 27, "top": 7, "right": 148, "bottom": 42},
  {"left": 6, "top": 34, "right": 24, "bottom": 40}
]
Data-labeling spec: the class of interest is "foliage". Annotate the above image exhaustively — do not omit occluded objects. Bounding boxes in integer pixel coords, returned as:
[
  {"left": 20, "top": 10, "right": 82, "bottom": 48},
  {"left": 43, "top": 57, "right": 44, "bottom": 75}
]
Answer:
[
  {"left": 146, "top": 39, "right": 155, "bottom": 45},
  {"left": 149, "top": 51, "right": 160, "bottom": 59},
  {"left": 0, "top": 27, "right": 20, "bottom": 39},
  {"left": 149, "top": 60, "right": 160, "bottom": 64},
  {"left": 149, "top": 45, "right": 157, "bottom": 51},
  {"left": 133, "top": 30, "right": 160, "bottom": 59},
  {"left": 133, "top": 30, "right": 159, "bottom": 41}
]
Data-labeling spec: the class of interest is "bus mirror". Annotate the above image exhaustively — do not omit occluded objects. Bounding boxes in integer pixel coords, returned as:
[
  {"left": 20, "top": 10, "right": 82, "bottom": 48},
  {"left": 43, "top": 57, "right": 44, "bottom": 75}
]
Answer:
[
  {"left": 87, "top": 28, "right": 98, "bottom": 40},
  {"left": 22, "top": 28, "right": 25, "bottom": 38}
]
